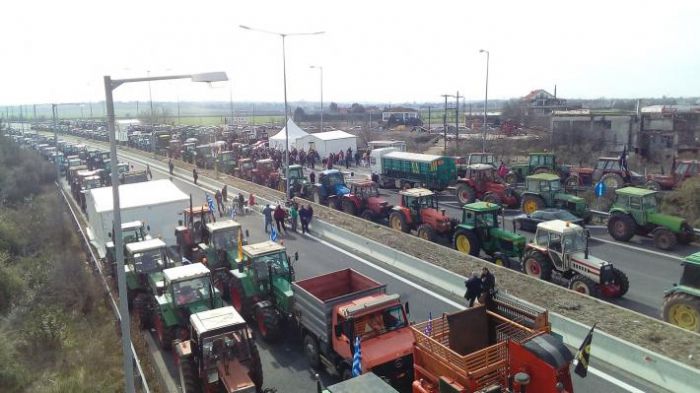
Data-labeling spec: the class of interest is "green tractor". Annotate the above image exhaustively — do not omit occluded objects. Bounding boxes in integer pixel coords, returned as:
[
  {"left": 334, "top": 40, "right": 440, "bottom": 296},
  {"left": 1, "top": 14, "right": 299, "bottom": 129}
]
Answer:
[
  {"left": 505, "top": 152, "right": 569, "bottom": 184},
  {"left": 607, "top": 187, "right": 695, "bottom": 251},
  {"left": 148, "top": 262, "right": 224, "bottom": 350},
  {"left": 105, "top": 220, "right": 150, "bottom": 277},
  {"left": 520, "top": 173, "right": 591, "bottom": 223},
  {"left": 227, "top": 241, "right": 298, "bottom": 341},
  {"left": 216, "top": 150, "right": 237, "bottom": 174},
  {"left": 663, "top": 252, "right": 700, "bottom": 332},
  {"left": 282, "top": 164, "right": 313, "bottom": 198},
  {"left": 452, "top": 202, "right": 526, "bottom": 268},
  {"left": 198, "top": 220, "right": 247, "bottom": 294}
]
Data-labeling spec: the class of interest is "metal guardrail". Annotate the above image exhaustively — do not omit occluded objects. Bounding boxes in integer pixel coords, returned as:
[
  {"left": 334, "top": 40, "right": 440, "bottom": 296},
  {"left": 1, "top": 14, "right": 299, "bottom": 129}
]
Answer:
[{"left": 57, "top": 183, "right": 150, "bottom": 393}]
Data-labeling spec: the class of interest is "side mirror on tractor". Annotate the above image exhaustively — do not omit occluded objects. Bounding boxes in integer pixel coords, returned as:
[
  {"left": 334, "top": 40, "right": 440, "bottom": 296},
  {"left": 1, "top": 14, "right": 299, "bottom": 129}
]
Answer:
[
  {"left": 294, "top": 251, "right": 299, "bottom": 261},
  {"left": 404, "top": 302, "right": 410, "bottom": 315},
  {"left": 334, "top": 325, "right": 342, "bottom": 338}
]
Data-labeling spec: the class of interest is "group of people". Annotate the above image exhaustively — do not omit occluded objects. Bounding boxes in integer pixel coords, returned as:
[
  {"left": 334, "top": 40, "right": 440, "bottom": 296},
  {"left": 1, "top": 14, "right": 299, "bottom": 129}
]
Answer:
[
  {"left": 262, "top": 201, "right": 314, "bottom": 235},
  {"left": 464, "top": 267, "right": 496, "bottom": 308}
]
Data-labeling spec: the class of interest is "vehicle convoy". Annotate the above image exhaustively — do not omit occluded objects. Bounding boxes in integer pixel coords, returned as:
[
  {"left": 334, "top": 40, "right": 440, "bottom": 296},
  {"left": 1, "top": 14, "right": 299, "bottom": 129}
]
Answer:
[
  {"left": 662, "top": 252, "right": 700, "bottom": 332},
  {"left": 452, "top": 202, "right": 525, "bottom": 268},
  {"left": 522, "top": 220, "right": 629, "bottom": 298},
  {"left": 149, "top": 263, "right": 224, "bottom": 350},
  {"left": 340, "top": 179, "right": 393, "bottom": 221},
  {"left": 228, "top": 241, "right": 297, "bottom": 341},
  {"left": 454, "top": 163, "right": 520, "bottom": 207},
  {"left": 645, "top": 159, "right": 699, "bottom": 190},
  {"left": 565, "top": 157, "right": 644, "bottom": 192},
  {"left": 313, "top": 169, "right": 351, "bottom": 207},
  {"left": 294, "top": 269, "right": 413, "bottom": 390},
  {"left": 173, "top": 306, "right": 263, "bottom": 393},
  {"left": 411, "top": 294, "right": 574, "bottom": 393},
  {"left": 505, "top": 152, "right": 568, "bottom": 184},
  {"left": 281, "top": 164, "right": 312, "bottom": 198},
  {"left": 105, "top": 220, "right": 151, "bottom": 276},
  {"left": 370, "top": 148, "right": 456, "bottom": 191},
  {"left": 607, "top": 187, "right": 695, "bottom": 250},
  {"left": 520, "top": 173, "right": 591, "bottom": 222},
  {"left": 389, "top": 188, "right": 457, "bottom": 242},
  {"left": 124, "top": 238, "right": 174, "bottom": 327}
]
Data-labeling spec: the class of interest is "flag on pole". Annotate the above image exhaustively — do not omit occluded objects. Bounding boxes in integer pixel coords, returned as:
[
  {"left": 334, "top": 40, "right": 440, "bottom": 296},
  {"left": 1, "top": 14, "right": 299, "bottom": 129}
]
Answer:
[
  {"left": 618, "top": 146, "right": 629, "bottom": 178},
  {"left": 497, "top": 162, "right": 508, "bottom": 179},
  {"left": 205, "top": 193, "right": 216, "bottom": 214},
  {"left": 352, "top": 336, "right": 362, "bottom": 377},
  {"left": 423, "top": 312, "right": 433, "bottom": 336},
  {"left": 237, "top": 228, "right": 244, "bottom": 261},
  {"left": 574, "top": 323, "right": 597, "bottom": 378},
  {"left": 269, "top": 227, "right": 278, "bottom": 242}
]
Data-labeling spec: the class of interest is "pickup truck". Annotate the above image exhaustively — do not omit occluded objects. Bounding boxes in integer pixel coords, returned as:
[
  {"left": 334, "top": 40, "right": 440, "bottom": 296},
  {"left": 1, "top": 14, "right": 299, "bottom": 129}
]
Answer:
[{"left": 292, "top": 269, "right": 413, "bottom": 391}]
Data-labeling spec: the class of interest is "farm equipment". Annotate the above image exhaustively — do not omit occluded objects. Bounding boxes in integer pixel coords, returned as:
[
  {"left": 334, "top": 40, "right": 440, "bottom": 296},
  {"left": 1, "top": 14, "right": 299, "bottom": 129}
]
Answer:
[
  {"left": 294, "top": 269, "right": 413, "bottom": 390},
  {"left": 389, "top": 188, "right": 457, "bottom": 241},
  {"left": 340, "top": 179, "right": 393, "bottom": 221},
  {"left": 77, "top": 173, "right": 103, "bottom": 211},
  {"left": 452, "top": 202, "right": 526, "bottom": 268},
  {"left": 565, "top": 157, "right": 644, "bottom": 192},
  {"left": 216, "top": 150, "right": 237, "bottom": 174},
  {"left": 251, "top": 158, "right": 280, "bottom": 189},
  {"left": 181, "top": 142, "right": 196, "bottom": 163},
  {"left": 520, "top": 173, "right": 591, "bottom": 223},
  {"left": 105, "top": 220, "right": 151, "bottom": 277},
  {"left": 662, "top": 252, "right": 700, "bottom": 332},
  {"left": 505, "top": 152, "right": 568, "bottom": 184},
  {"left": 645, "top": 159, "right": 699, "bottom": 190},
  {"left": 235, "top": 158, "right": 255, "bottom": 181},
  {"left": 149, "top": 263, "right": 224, "bottom": 350},
  {"left": 454, "top": 163, "right": 520, "bottom": 207},
  {"left": 168, "top": 138, "right": 182, "bottom": 159},
  {"left": 312, "top": 169, "right": 350, "bottom": 207},
  {"left": 522, "top": 220, "right": 629, "bottom": 298},
  {"left": 370, "top": 148, "right": 456, "bottom": 191},
  {"left": 173, "top": 306, "right": 263, "bottom": 393},
  {"left": 227, "top": 241, "right": 297, "bottom": 341},
  {"left": 195, "top": 144, "right": 215, "bottom": 169},
  {"left": 175, "top": 204, "right": 216, "bottom": 262},
  {"left": 411, "top": 294, "right": 574, "bottom": 393},
  {"left": 281, "top": 164, "right": 312, "bottom": 198},
  {"left": 607, "top": 187, "right": 695, "bottom": 250},
  {"left": 124, "top": 238, "right": 174, "bottom": 328},
  {"left": 199, "top": 220, "right": 247, "bottom": 293}
]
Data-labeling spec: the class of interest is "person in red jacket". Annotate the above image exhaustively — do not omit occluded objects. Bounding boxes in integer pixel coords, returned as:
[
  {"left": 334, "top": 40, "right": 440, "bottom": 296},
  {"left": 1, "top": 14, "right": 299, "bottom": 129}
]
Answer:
[{"left": 273, "top": 204, "right": 287, "bottom": 233}]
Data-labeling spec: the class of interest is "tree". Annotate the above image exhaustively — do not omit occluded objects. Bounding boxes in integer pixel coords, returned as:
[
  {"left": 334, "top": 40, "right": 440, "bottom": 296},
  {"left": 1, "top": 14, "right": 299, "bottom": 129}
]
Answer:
[
  {"left": 350, "top": 103, "right": 366, "bottom": 113},
  {"left": 293, "top": 106, "right": 306, "bottom": 121},
  {"left": 329, "top": 102, "right": 339, "bottom": 112}
]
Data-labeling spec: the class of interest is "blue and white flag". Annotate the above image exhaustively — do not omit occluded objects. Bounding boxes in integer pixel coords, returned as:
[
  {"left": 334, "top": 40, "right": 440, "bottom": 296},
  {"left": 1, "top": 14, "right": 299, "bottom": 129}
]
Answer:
[
  {"left": 230, "top": 203, "right": 237, "bottom": 219},
  {"left": 205, "top": 193, "right": 216, "bottom": 213},
  {"left": 269, "top": 227, "right": 278, "bottom": 242},
  {"left": 424, "top": 312, "right": 433, "bottom": 336},
  {"left": 352, "top": 336, "right": 362, "bottom": 377}
]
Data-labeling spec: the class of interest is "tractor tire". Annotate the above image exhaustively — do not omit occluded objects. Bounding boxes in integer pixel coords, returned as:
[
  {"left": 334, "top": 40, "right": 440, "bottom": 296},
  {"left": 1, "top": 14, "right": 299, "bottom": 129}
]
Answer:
[
  {"left": 521, "top": 195, "right": 544, "bottom": 215},
  {"left": 313, "top": 190, "right": 322, "bottom": 205},
  {"left": 568, "top": 274, "right": 600, "bottom": 298},
  {"left": 249, "top": 340, "right": 264, "bottom": 392},
  {"left": 417, "top": 224, "right": 435, "bottom": 242},
  {"left": 653, "top": 227, "right": 677, "bottom": 251},
  {"left": 255, "top": 306, "right": 281, "bottom": 342},
  {"left": 389, "top": 212, "right": 410, "bottom": 233},
  {"left": 360, "top": 209, "right": 375, "bottom": 221},
  {"left": 600, "top": 172, "right": 625, "bottom": 191},
  {"left": 492, "top": 255, "right": 511, "bottom": 269},
  {"left": 482, "top": 193, "right": 502, "bottom": 206},
  {"left": 455, "top": 183, "right": 476, "bottom": 205},
  {"left": 677, "top": 223, "right": 695, "bottom": 245},
  {"left": 612, "top": 268, "right": 630, "bottom": 297},
  {"left": 607, "top": 214, "right": 636, "bottom": 242},
  {"left": 453, "top": 229, "right": 480, "bottom": 257},
  {"left": 645, "top": 180, "right": 662, "bottom": 191},
  {"left": 303, "top": 334, "right": 321, "bottom": 369},
  {"left": 663, "top": 292, "right": 700, "bottom": 333},
  {"left": 229, "top": 276, "right": 252, "bottom": 317},
  {"left": 133, "top": 293, "right": 152, "bottom": 330},
  {"left": 342, "top": 199, "right": 357, "bottom": 216},
  {"left": 153, "top": 312, "right": 176, "bottom": 351},
  {"left": 522, "top": 251, "right": 553, "bottom": 281},
  {"left": 179, "top": 357, "right": 200, "bottom": 393}
]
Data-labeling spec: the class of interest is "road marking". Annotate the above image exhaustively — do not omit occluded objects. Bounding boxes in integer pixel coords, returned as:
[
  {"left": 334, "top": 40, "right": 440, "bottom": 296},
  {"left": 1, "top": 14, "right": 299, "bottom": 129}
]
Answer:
[
  {"left": 591, "top": 237, "right": 684, "bottom": 261},
  {"left": 587, "top": 365, "right": 646, "bottom": 393}
]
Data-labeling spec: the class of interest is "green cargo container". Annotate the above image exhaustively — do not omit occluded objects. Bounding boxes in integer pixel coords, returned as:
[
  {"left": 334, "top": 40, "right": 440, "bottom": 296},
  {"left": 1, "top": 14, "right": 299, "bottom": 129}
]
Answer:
[{"left": 376, "top": 151, "right": 456, "bottom": 190}]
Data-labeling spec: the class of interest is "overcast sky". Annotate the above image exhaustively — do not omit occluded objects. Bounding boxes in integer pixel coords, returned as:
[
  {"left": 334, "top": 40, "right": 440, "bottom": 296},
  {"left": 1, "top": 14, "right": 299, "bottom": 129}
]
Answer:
[{"left": 2, "top": 0, "right": 699, "bottom": 106}]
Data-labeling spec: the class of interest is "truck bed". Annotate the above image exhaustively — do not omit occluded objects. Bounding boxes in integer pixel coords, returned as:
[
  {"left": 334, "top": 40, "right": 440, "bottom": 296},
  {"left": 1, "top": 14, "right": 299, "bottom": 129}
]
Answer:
[{"left": 292, "top": 269, "right": 386, "bottom": 345}]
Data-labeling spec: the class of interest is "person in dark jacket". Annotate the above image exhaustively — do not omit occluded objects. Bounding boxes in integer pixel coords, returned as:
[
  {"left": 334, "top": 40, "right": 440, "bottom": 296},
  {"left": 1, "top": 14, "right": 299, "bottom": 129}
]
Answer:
[
  {"left": 192, "top": 168, "right": 198, "bottom": 185},
  {"left": 464, "top": 272, "right": 482, "bottom": 307},
  {"left": 480, "top": 267, "right": 496, "bottom": 308},
  {"left": 299, "top": 205, "right": 309, "bottom": 234}
]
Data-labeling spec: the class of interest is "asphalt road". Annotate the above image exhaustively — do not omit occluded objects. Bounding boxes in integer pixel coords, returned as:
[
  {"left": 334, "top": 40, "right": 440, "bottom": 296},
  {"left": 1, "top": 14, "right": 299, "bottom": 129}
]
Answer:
[{"left": 44, "top": 133, "right": 671, "bottom": 393}]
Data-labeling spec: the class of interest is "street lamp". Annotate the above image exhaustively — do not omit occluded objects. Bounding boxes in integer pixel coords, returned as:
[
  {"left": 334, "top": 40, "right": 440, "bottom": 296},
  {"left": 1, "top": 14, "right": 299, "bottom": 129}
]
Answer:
[
  {"left": 103, "top": 70, "right": 228, "bottom": 393},
  {"left": 240, "top": 24, "right": 324, "bottom": 198},
  {"left": 309, "top": 65, "right": 324, "bottom": 132},
  {"left": 479, "top": 49, "right": 490, "bottom": 153}
]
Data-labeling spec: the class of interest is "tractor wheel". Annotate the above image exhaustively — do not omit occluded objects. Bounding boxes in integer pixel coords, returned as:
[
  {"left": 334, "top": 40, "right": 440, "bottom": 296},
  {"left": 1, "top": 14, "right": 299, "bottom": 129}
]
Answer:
[
  {"left": 360, "top": 209, "right": 375, "bottom": 221},
  {"left": 612, "top": 268, "right": 630, "bottom": 297},
  {"left": 521, "top": 195, "right": 544, "bottom": 215},
  {"left": 417, "top": 224, "right": 435, "bottom": 242},
  {"left": 255, "top": 306, "right": 281, "bottom": 342},
  {"left": 228, "top": 276, "right": 251, "bottom": 317},
  {"left": 179, "top": 356, "right": 200, "bottom": 393},
  {"left": 153, "top": 312, "right": 175, "bottom": 351},
  {"left": 565, "top": 176, "right": 580, "bottom": 193},
  {"left": 600, "top": 173, "right": 625, "bottom": 191},
  {"left": 389, "top": 211, "right": 409, "bottom": 233},
  {"left": 677, "top": 223, "right": 695, "bottom": 245},
  {"left": 342, "top": 199, "right": 357, "bottom": 216},
  {"left": 645, "top": 180, "right": 662, "bottom": 191},
  {"left": 313, "top": 190, "right": 322, "bottom": 205},
  {"left": 453, "top": 229, "right": 480, "bottom": 257},
  {"left": 568, "top": 274, "right": 600, "bottom": 298},
  {"left": 455, "top": 183, "right": 475, "bottom": 205},
  {"left": 522, "top": 251, "right": 553, "bottom": 281},
  {"left": 492, "top": 255, "right": 511, "bottom": 269},
  {"left": 653, "top": 227, "right": 677, "bottom": 251},
  {"left": 482, "top": 193, "right": 502, "bottom": 206},
  {"left": 663, "top": 293, "right": 700, "bottom": 333},
  {"left": 303, "top": 334, "right": 321, "bottom": 369},
  {"left": 133, "top": 293, "right": 152, "bottom": 330},
  {"left": 607, "top": 214, "right": 636, "bottom": 242},
  {"left": 249, "top": 340, "right": 264, "bottom": 391}
]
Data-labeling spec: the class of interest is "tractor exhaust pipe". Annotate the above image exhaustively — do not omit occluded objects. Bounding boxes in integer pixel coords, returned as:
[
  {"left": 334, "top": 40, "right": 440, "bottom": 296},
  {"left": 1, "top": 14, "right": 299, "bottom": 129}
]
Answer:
[
  {"left": 585, "top": 230, "right": 590, "bottom": 259},
  {"left": 189, "top": 194, "right": 194, "bottom": 227}
]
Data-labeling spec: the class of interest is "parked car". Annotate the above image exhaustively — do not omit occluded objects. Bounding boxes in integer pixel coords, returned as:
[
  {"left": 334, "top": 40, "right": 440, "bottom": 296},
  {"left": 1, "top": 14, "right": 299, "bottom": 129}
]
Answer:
[{"left": 515, "top": 208, "right": 584, "bottom": 232}]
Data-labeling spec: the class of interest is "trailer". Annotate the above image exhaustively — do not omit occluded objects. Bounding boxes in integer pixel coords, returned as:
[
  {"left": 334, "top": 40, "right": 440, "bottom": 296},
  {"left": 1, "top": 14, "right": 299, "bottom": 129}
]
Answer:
[
  {"left": 292, "top": 269, "right": 414, "bottom": 391},
  {"left": 370, "top": 148, "right": 456, "bottom": 191}
]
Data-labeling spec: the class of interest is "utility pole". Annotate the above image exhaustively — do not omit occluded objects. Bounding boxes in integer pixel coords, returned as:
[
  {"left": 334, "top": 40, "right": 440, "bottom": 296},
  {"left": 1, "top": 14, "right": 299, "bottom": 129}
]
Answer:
[
  {"left": 441, "top": 94, "right": 450, "bottom": 154},
  {"left": 428, "top": 106, "right": 431, "bottom": 132},
  {"left": 455, "top": 91, "right": 460, "bottom": 152}
]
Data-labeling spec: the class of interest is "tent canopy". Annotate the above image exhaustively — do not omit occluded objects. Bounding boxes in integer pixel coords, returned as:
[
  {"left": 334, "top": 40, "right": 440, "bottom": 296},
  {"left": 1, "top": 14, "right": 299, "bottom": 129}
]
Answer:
[
  {"left": 269, "top": 119, "right": 308, "bottom": 150},
  {"left": 296, "top": 130, "right": 357, "bottom": 158}
]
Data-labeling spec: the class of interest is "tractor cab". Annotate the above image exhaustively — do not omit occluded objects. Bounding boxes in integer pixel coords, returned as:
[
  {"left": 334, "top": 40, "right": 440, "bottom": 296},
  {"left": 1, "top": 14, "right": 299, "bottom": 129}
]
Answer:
[
  {"left": 217, "top": 151, "right": 236, "bottom": 173},
  {"left": 235, "top": 158, "right": 254, "bottom": 180},
  {"left": 349, "top": 179, "right": 381, "bottom": 199},
  {"left": 105, "top": 221, "right": 151, "bottom": 276},
  {"left": 522, "top": 173, "right": 589, "bottom": 220},
  {"left": 611, "top": 187, "right": 659, "bottom": 224},
  {"left": 125, "top": 238, "right": 173, "bottom": 296},
  {"left": 252, "top": 159, "right": 279, "bottom": 187},
  {"left": 156, "top": 263, "right": 222, "bottom": 317},
  {"left": 285, "top": 164, "right": 311, "bottom": 196},
  {"left": 467, "top": 152, "right": 496, "bottom": 168},
  {"left": 201, "top": 220, "right": 245, "bottom": 271},
  {"left": 176, "top": 205, "right": 216, "bottom": 261},
  {"left": 174, "top": 306, "right": 262, "bottom": 393},
  {"left": 181, "top": 143, "right": 196, "bottom": 163},
  {"left": 400, "top": 188, "right": 439, "bottom": 217},
  {"left": 389, "top": 188, "right": 455, "bottom": 240}
]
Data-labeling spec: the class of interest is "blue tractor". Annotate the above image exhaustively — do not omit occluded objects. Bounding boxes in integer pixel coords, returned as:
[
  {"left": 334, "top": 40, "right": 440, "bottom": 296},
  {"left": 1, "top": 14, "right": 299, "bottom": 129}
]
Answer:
[{"left": 312, "top": 169, "right": 350, "bottom": 208}]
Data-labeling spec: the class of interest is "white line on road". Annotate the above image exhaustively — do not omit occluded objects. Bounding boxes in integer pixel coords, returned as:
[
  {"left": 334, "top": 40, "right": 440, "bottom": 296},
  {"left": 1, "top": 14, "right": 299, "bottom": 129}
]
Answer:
[{"left": 591, "top": 237, "right": 684, "bottom": 261}]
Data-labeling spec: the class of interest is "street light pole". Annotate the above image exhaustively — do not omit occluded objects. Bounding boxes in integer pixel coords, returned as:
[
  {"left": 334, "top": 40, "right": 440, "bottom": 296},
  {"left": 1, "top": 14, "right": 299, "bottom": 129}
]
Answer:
[
  {"left": 310, "top": 65, "right": 323, "bottom": 132},
  {"left": 148, "top": 70, "right": 156, "bottom": 157},
  {"left": 480, "top": 49, "right": 490, "bottom": 153}
]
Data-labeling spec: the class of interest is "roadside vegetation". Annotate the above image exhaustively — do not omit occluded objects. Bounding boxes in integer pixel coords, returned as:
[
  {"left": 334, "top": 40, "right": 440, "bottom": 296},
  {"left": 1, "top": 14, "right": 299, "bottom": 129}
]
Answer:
[
  {"left": 0, "top": 135, "right": 123, "bottom": 393},
  {"left": 661, "top": 177, "right": 700, "bottom": 227}
]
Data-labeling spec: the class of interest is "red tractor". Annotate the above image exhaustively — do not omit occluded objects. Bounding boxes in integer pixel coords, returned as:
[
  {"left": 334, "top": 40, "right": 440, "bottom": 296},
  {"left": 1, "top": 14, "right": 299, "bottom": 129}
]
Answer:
[
  {"left": 565, "top": 157, "right": 644, "bottom": 192},
  {"left": 454, "top": 164, "right": 520, "bottom": 207},
  {"left": 252, "top": 158, "right": 280, "bottom": 189},
  {"left": 388, "top": 188, "right": 457, "bottom": 242},
  {"left": 234, "top": 158, "right": 254, "bottom": 181},
  {"left": 645, "top": 160, "right": 699, "bottom": 190},
  {"left": 339, "top": 179, "right": 393, "bottom": 221},
  {"left": 175, "top": 204, "right": 216, "bottom": 262}
]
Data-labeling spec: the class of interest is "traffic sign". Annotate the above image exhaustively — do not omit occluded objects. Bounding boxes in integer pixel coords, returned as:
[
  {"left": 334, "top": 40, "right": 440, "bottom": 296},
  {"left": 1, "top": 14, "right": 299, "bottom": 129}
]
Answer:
[{"left": 595, "top": 181, "right": 606, "bottom": 197}]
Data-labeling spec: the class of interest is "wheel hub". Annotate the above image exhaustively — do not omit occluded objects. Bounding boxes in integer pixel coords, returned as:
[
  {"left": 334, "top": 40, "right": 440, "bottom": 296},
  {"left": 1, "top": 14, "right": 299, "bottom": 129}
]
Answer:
[{"left": 671, "top": 304, "right": 699, "bottom": 330}]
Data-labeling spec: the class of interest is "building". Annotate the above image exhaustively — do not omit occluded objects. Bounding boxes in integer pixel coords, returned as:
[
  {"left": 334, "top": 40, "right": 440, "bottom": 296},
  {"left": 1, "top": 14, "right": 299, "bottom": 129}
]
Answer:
[
  {"left": 636, "top": 105, "right": 700, "bottom": 161},
  {"left": 522, "top": 89, "right": 568, "bottom": 116},
  {"left": 295, "top": 130, "right": 357, "bottom": 158},
  {"left": 381, "top": 107, "right": 419, "bottom": 122},
  {"left": 551, "top": 109, "right": 639, "bottom": 155}
]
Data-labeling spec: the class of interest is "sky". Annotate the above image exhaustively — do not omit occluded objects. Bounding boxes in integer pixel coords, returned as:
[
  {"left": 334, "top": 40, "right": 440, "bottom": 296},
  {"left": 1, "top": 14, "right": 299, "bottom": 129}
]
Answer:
[{"left": 1, "top": 0, "right": 699, "bottom": 106}]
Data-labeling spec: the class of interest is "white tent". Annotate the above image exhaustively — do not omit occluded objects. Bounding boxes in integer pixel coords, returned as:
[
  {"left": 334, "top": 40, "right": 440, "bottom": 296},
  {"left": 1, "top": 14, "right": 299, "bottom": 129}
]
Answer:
[
  {"left": 296, "top": 130, "right": 357, "bottom": 158},
  {"left": 269, "top": 119, "right": 309, "bottom": 150}
]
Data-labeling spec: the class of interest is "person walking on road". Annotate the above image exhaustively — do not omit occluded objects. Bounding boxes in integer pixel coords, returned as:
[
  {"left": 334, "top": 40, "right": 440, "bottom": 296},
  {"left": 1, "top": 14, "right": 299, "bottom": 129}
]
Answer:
[
  {"left": 309, "top": 171, "right": 315, "bottom": 184},
  {"left": 193, "top": 168, "right": 198, "bottom": 185},
  {"left": 146, "top": 164, "right": 153, "bottom": 180},
  {"left": 168, "top": 159, "right": 174, "bottom": 175},
  {"left": 237, "top": 193, "right": 245, "bottom": 215},
  {"left": 222, "top": 185, "right": 228, "bottom": 202},
  {"left": 289, "top": 203, "right": 299, "bottom": 232},
  {"left": 299, "top": 205, "right": 309, "bottom": 234},
  {"left": 215, "top": 190, "right": 224, "bottom": 217},
  {"left": 262, "top": 204, "right": 273, "bottom": 233},
  {"left": 273, "top": 204, "right": 287, "bottom": 233},
  {"left": 464, "top": 272, "right": 482, "bottom": 307}
]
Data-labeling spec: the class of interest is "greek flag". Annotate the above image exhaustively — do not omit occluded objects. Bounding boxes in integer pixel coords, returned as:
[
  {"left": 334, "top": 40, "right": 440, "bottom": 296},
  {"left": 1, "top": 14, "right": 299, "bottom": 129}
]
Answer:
[
  {"left": 230, "top": 202, "right": 237, "bottom": 219},
  {"left": 424, "top": 312, "right": 433, "bottom": 336},
  {"left": 351, "top": 336, "right": 362, "bottom": 377},
  {"left": 205, "top": 193, "right": 216, "bottom": 214},
  {"left": 269, "top": 227, "right": 278, "bottom": 242}
]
